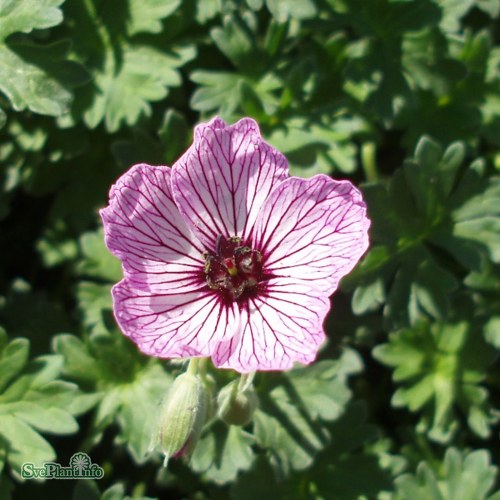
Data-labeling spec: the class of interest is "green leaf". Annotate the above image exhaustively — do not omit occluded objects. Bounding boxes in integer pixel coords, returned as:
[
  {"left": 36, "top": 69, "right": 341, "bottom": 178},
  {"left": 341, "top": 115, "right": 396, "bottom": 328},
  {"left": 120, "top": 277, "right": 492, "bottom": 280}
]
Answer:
[
  {"left": 76, "top": 282, "right": 114, "bottom": 335},
  {"left": 190, "top": 71, "right": 243, "bottom": 116},
  {"left": 246, "top": 0, "right": 264, "bottom": 10},
  {"left": 311, "top": 404, "right": 391, "bottom": 499},
  {"left": 395, "top": 448, "right": 499, "bottom": 500},
  {"left": 0, "top": 339, "right": 82, "bottom": 476},
  {"left": 464, "top": 259, "right": 500, "bottom": 292},
  {"left": 2, "top": 401, "right": 78, "bottom": 434},
  {"left": 267, "top": 116, "right": 367, "bottom": 175},
  {"left": 191, "top": 423, "right": 255, "bottom": 484},
  {"left": 126, "top": 0, "right": 180, "bottom": 36},
  {"left": 385, "top": 247, "right": 458, "bottom": 328},
  {"left": 230, "top": 456, "right": 303, "bottom": 499},
  {"left": 0, "top": 415, "right": 55, "bottom": 471},
  {"left": 352, "top": 137, "right": 500, "bottom": 329},
  {"left": 193, "top": 355, "right": 355, "bottom": 485},
  {"left": 116, "top": 364, "right": 172, "bottom": 463},
  {"left": 72, "top": 480, "right": 101, "bottom": 500},
  {"left": 476, "top": 0, "right": 500, "bottom": 17},
  {"left": 158, "top": 109, "right": 190, "bottom": 165},
  {"left": 195, "top": 0, "right": 219, "bottom": 24},
  {"left": 74, "top": 480, "right": 156, "bottom": 500},
  {"left": 437, "top": 0, "right": 499, "bottom": 32},
  {"left": 352, "top": 278, "right": 386, "bottom": 315},
  {"left": 265, "top": 0, "right": 317, "bottom": 21},
  {"left": 341, "top": 0, "right": 441, "bottom": 121},
  {"left": 454, "top": 217, "right": 500, "bottom": 263},
  {"left": 233, "top": 402, "right": 388, "bottom": 499},
  {"left": 101, "top": 484, "right": 126, "bottom": 500},
  {"left": 398, "top": 28, "right": 490, "bottom": 146},
  {"left": 190, "top": 70, "right": 280, "bottom": 119},
  {"left": 83, "top": 44, "right": 195, "bottom": 132},
  {"left": 238, "top": 80, "right": 266, "bottom": 120},
  {"left": 437, "top": 0, "right": 476, "bottom": 32},
  {"left": 253, "top": 400, "right": 323, "bottom": 474},
  {"left": 0, "top": 0, "right": 89, "bottom": 115},
  {"left": 210, "top": 14, "right": 259, "bottom": 74},
  {"left": 285, "top": 350, "right": 363, "bottom": 421},
  {"left": 112, "top": 129, "right": 165, "bottom": 170},
  {"left": 402, "top": 30, "right": 466, "bottom": 98},
  {"left": 374, "top": 321, "right": 497, "bottom": 442},
  {"left": 77, "top": 229, "right": 122, "bottom": 283},
  {"left": 450, "top": 174, "right": 500, "bottom": 263},
  {"left": 253, "top": 349, "right": 361, "bottom": 475},
  {"left": 0, "top": 0, "right": 64, "bottom": 39},
  {"left": 405, "top": 138, "right": 464, "bottom": 215},
  {"left": 52, "top": 334, "right": 100, "bottom": 385},
  {"left": 55, "top": 331, "right": 172, "bottom": 463},
  {"left": 483, "top": 316, "right": 500, "bottom": 349},
  {"left": 36, "top": 220, "right": 79, "bottom": 267},
  {"left": 0, "top": 38, "right": 89, "bottom": 116},
  {"left": 0, "top": 329, "right": 29, "bottom": 393}
]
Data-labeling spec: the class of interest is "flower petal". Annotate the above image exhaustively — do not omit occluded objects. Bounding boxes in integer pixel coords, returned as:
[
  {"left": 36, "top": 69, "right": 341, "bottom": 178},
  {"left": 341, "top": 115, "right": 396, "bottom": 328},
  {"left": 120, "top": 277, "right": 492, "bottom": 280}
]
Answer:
[
  {"left": 212, "top": 278, "right": 329, "bottom": 372},
  {"left": 253, "top": 175, "right": 370, "bottom": 295},
  {"left": 113, "top": 280, "right": 238, "bottom": 359},
  {"left": 171, "top": 117, "right": 288, "bottom": 249},
  {"left": 100, "top": 164, "right": 205, "bottom": 294}
]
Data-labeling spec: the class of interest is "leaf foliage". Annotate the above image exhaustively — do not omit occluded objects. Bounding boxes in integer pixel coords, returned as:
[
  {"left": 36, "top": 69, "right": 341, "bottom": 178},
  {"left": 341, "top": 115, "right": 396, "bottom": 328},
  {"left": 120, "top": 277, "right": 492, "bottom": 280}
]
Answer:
[{"left": 0, "top": 0, "right": 500, "bottom": 497}]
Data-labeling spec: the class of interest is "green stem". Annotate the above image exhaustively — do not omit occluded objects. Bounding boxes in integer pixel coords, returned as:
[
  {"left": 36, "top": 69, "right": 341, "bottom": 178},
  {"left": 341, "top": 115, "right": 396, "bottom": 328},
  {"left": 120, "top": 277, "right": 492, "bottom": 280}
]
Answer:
[
  {"left": 187, "top": 357, "right": 203, "bottom": 376},
  {"left": 198, "top": 357, "right": 208, "bottom": 377},
  {"left": 361, "top": 141, "right": 379, "bottom": 182},
  {"left": 238, "top": 372, "right": 256, "bottom": 392},
  {"left": 82, "top": 0, "right": 116, "bottom": 72}
]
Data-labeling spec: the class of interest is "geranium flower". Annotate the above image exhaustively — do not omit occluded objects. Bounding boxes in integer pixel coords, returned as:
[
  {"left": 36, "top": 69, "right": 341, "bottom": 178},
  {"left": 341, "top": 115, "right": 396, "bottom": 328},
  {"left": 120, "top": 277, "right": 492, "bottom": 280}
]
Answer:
[{"left": 100, "top": 117, "right": 370, "bottom": 372}]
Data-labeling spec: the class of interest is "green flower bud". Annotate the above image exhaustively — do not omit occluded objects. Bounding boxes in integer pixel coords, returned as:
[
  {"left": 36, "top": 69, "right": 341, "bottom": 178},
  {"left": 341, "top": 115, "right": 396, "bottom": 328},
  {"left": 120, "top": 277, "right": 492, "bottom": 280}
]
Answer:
[
  {"left": 217, "top": 379, "right": 259, "bottom": 426},
  {"left": 156, "top": 371, "right": 209, "bottom": 466}
]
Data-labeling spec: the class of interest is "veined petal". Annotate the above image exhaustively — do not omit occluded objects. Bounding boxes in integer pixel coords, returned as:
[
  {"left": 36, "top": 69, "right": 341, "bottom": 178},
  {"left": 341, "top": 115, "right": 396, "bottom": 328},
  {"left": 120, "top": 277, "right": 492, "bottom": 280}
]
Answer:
[
  {"left": 213, "top": 278, "right": 329, "bottom": 372},
  {"left": 113, "top": 280, "right": 238, "bottom": 359},
  {"left": 171, "top": 117, "right": 288, "bottom": 249},
  {"left": 100, "top": 164, "right": 205, "bottom": 294},
  {"left": 254, "top": 175, "right": 370, "bottom": 295}
]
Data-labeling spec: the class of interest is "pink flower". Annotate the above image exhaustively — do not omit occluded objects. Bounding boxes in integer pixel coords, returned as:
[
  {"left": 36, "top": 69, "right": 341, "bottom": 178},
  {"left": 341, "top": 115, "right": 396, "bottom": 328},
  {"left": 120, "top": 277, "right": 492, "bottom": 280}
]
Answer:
[{"left": 100, "top": 117, "right": 370, "bottom": 373}]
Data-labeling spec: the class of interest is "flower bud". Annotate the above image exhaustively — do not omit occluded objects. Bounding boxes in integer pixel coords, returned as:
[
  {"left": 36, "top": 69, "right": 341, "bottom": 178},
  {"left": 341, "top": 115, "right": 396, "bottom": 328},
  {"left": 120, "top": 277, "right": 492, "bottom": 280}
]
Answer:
[
  {"left": 155, "top": 371, "right": 210, "bottom": 466},
  {"left": 217, "top": 379, "right": 259, "bottom": 426}
]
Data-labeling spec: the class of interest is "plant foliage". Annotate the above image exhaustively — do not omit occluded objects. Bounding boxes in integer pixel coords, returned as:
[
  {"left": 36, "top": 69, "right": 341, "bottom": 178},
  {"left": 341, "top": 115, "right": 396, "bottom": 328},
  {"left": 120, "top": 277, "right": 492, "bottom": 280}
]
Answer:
[{"left": 0, "top": 0, "right": 499, "bottom": 498}]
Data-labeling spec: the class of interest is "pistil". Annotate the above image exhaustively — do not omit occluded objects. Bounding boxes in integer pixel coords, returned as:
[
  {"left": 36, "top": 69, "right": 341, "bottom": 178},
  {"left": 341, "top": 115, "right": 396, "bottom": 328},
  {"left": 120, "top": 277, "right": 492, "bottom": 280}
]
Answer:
[{"left": 224, "top": 258, "right": 238, "bottom": 276}]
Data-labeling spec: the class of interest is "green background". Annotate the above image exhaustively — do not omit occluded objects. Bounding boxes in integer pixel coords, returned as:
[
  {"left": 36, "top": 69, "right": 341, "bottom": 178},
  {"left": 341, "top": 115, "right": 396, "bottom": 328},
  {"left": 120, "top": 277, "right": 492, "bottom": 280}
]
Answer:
[{"left": 0, "top": 0, "right": 499, "bottom": 498}]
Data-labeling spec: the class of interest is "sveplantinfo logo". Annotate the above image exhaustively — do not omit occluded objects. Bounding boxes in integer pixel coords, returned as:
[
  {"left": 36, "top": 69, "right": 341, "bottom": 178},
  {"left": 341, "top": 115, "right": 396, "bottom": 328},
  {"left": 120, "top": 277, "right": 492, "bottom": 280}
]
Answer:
[{"left": 21, "top": 452, "right": 104, "bottom": 480}]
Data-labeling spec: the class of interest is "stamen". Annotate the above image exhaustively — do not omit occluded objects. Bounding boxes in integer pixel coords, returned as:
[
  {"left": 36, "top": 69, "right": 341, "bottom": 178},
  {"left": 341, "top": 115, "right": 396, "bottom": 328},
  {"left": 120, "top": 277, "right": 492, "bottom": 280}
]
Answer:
[{"left": 204, "top": 235, "right": 263, "bottom": 302}]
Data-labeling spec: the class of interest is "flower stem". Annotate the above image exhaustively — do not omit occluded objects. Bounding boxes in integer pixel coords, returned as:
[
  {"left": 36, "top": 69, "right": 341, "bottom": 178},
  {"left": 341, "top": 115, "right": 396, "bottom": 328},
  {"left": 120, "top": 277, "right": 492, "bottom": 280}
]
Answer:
[
  {"left": 187, "top": 357, "right": 203, "bottom": 376},
  {"left": 238, "top": 372, "right": 256, "bottom": 392},
  {"left": 361, "top": 141, "right": 379, "bottom": 182}
]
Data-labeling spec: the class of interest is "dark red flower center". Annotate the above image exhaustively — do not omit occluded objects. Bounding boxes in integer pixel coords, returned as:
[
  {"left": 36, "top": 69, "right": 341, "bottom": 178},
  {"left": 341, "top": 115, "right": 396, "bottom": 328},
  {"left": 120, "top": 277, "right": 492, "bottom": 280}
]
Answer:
[{"left": 204, "top": 235, "right": 263, "bottom": 302}]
